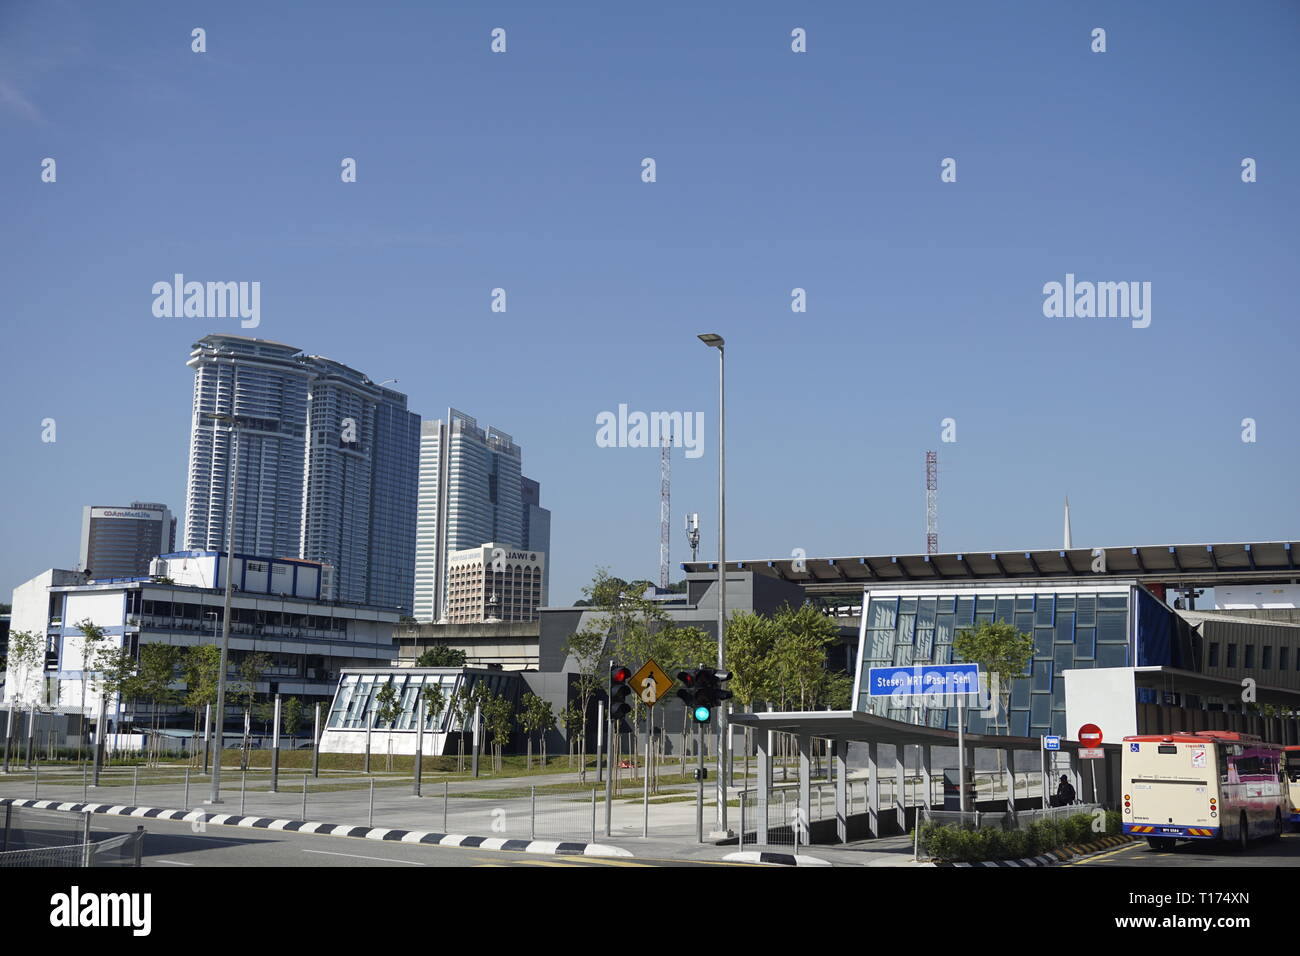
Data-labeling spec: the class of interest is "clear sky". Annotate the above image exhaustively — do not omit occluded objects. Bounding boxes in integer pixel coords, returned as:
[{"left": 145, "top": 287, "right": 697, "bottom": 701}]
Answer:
[{"left": 2, "top": 0, "right": 1297, "bottom": 608}]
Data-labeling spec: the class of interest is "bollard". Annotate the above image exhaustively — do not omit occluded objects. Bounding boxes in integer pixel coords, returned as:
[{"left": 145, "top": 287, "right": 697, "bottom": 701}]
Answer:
[
  {"left": 302, "top": 775, "right": 308, "bottom": 821},
  {"left": 591, "top": 788, "right": 597, "bottom": 843},
  {"left": 369, "top": 777, "right": 375, "bottom": 828},
  {"left": 443, "top": 780, "right": 448, "bottom": 832},
  {"left": 33, "top": 759, "right": 39, "bottom": 800},
  {"left": 530, "top": 785, "right": 536, "bottom": 840},
  {"left": 241, "top": 770, "right": 247, "bottom": 815},
  {"left": 184, "top": 767, "right": 191, "bottom": 809}
]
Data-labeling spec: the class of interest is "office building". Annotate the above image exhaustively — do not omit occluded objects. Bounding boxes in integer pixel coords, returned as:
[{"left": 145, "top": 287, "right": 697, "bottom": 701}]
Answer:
[
  {"left": 413, "top": 409, "right": 550, "bottom": 622},
  {"left": 3, "top": 554, "right": 399, "bottom": 728},
  {"left": 79, "top": 502, "right": 176, "bottom": 578},
  {"left": 446, "top": 543, "right": 546, "bottom": 624},
  {"left": 183, "top": 334, "right": 420, "bottom": 613}
]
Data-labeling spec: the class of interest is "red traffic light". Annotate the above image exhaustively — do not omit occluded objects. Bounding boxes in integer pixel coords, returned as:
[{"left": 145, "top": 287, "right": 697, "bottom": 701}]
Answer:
[
  {"left": 611, "top": 665, "right": 631, "bottom": 683},
  {"left": 676, "top": 670, "right": 696, "bottom": 686}
]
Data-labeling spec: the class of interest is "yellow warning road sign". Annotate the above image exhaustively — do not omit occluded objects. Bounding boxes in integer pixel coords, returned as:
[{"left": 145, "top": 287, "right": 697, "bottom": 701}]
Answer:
[{"left": 630, "top": 659, "right": 674, "bottom": 706}]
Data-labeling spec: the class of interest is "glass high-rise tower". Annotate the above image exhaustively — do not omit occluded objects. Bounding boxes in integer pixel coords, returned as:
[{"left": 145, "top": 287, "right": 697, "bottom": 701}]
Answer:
[
  {"left": 184, "top": 334, "right": 420, "bottom": 613},
  {"left": 413, "top": 409, "right": 550, "bottom": 622}
]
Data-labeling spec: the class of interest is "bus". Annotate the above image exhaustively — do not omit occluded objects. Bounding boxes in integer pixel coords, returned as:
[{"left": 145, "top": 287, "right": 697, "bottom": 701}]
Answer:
[
  {"left": 1284, "top": 745, "right": 1300, "bottom": 828},
  {"left": 1121, "top": 730, "right": 1286, "bottom": 851}
]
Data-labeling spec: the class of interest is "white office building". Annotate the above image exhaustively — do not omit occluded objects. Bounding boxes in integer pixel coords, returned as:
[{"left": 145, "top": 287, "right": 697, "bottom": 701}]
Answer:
[{"left": 3, "top": 554, "right": 399, "bottom": 731}]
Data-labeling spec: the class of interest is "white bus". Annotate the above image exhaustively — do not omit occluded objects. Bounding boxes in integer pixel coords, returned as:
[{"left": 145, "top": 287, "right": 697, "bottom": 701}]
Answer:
[{"left": 1122, "top": 730, "right": 1286, "bottom": 851}]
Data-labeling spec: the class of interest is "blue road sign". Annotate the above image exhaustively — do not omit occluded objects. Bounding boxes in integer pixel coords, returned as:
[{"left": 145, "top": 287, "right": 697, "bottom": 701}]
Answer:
[
  {"left": 867, "top": 663, "right": 980, "bottom": 697},
  {"left": 1044, "top": 735, "right": 1061, "bottom": 751}
]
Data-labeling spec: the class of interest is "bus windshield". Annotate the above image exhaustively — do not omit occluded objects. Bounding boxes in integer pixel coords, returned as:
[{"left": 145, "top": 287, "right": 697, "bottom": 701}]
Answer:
[{"left": 1286, "top": 750, "right": 1300, "bottom": 783}]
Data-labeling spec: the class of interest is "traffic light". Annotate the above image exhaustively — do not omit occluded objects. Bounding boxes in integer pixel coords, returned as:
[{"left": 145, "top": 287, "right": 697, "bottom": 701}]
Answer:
[
  {"left": 676, "top": 669, "right": 709, "bottom": 723},
  {"left": 609, "top": 664, "right": 633, "bottom": 723},
  {"left": 692, "top": 666, "right": 733, "bottom": 723}
]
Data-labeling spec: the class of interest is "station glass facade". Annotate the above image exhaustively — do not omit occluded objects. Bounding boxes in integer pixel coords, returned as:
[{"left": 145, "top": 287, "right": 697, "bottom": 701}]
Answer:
[{"left": 855, "top": 586, "right": 1132, "bottom": 738}]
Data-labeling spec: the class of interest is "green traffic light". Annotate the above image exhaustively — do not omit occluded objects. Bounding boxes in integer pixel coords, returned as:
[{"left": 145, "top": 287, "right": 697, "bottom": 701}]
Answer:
[{"left": 693, "top": 705, "right": 711, "bottom": 722}]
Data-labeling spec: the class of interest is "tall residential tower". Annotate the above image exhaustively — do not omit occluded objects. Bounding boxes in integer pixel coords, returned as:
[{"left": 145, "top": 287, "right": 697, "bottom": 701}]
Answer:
[{"left": 183, "top": 334, "right": 420, "bottom": 613}]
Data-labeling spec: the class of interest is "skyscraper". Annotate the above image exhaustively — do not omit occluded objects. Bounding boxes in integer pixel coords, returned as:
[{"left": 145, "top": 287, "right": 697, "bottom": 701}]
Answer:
[
  {"left": 79, "top": 502, "right": 176, "bottom": 578},
  {"left": 184, "top": 334, "right": 420, "bottom": 612},
  {"left": 413, "top": 409, "right": 550, "bottom": 622}
]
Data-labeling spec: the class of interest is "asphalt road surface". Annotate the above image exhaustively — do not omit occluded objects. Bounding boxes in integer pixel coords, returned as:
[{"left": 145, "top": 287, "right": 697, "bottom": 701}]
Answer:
[
  {"left": 1069, "top": 831, "right": 1300, "bottom": 867},
  {"left": 86, "top": 816, "right": 756, "bottom": 868}
]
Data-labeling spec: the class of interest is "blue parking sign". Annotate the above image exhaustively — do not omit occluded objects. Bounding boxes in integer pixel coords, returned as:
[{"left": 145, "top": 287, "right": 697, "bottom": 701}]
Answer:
[{"left": 1044, "top": 735, "right": 1060, "bottom": 751}]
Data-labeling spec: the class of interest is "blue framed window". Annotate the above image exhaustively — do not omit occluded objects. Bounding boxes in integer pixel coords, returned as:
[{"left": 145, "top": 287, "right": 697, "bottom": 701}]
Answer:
[{"left": 1035, "top": 597, "right": 1054, "bottom": 627}]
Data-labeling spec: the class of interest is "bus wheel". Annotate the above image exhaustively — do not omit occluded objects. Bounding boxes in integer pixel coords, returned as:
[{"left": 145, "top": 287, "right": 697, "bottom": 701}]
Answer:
[{"left": 1237, "top": 813, "right": 1249, "bottom": 851}]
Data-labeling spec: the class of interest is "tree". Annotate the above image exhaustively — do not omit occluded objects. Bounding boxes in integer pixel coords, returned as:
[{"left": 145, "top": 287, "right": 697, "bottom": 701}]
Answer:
[
  {"left": 182, "top": 644, "right": 222, "bottom": 752},
  {"left": 481, "top": 692, "right": 513, "bottom": 772},
  {"left": 559, "top": 702, "right": 584, "bottom": 768},
  {"left": 373, "top": 680, "right": 402, "bottom": 770},
  {"left": 73, "top": 620, "right": 110, "bottom": 763},
  {"left": 94, "top": 646, "right": 140, "bottom": 761},
  {"left": 282, "top": 696, "right": 304, "bottom": 739},
  {"left": 518, "top": 693, "right": 555, "bottom": 770},
  {"left": 5, "top": 630, "right": 45, "bottom": 706},
  {"left": 135, "top": 645, "right": 183, "bottom": 763},
  {"left": 415, "top": 646, "right": 468, "bottom": 668},
  {"left": 952, "top": 620, "right": 1034, "bottom": 735},
  {"left": 420, "top": 682, "right": 446, "bottom": 733},
  {"left": 561, "top": 622, "right": 607, "bottom": 781},
  {"left": 769, "top": 602, "right": 839, "bottom": 710},
  {"left": 235, "top": 652, "right": 271, "bottom": 769}
]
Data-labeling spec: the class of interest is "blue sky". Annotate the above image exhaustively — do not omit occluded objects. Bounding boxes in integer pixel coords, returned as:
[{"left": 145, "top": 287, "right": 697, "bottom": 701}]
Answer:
[{"left": 2, "top": 0, "right": 1297, "bottom": 607}]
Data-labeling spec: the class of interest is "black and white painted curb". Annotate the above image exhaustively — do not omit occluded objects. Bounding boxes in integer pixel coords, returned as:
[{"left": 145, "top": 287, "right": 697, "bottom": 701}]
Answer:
[
  {"left": 0, "top": 797, "right": 632, "bottom": 859},
  {"left": 722, "top": 850, "right": 832, "bottom": 867},
  {"left": 930, "top": 834, "right": 1137, "bottom": 868}
]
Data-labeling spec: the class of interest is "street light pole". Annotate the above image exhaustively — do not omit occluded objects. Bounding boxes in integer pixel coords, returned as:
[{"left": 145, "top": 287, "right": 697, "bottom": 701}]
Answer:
[
  {"left": 207, "top": 415, "right": 240, "bottom": 804},
  {"left": 698, "top": 333, "right": 729, "bottom": 835}
]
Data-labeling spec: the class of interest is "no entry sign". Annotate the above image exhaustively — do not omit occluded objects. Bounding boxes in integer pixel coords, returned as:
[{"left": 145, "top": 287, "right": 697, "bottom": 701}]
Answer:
[{"left": 1078, "top": 723, "right": 1103, "bottom": 748}]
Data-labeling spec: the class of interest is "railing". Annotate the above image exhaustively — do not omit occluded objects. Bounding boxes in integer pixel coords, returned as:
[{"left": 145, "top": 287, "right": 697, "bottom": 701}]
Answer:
[{"left": 0, "top": 829, "right": 144, "bottom": 867}]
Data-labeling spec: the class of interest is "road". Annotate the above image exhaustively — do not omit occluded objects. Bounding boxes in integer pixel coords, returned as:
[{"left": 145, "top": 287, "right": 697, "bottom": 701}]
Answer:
[
  {"left": 1070, "top": 831, "right": 1300, "bottom": 867},
  {"left": 84, "top": 815, "right": 756, "bottom": 867}
]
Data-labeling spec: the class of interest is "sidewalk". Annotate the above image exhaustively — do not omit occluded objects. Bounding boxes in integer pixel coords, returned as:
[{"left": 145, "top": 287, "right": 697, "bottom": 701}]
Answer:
[{"left": 0, "top": 764, "right": 934, "bottom": 866}]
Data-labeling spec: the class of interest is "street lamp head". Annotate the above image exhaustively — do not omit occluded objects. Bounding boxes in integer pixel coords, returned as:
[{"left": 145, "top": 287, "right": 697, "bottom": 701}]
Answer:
[{"left": 697, "top": 333, "right": 724, "bottom": 349}]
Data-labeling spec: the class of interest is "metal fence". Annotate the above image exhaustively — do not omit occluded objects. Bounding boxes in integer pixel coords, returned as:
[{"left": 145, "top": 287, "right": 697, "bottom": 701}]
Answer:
[
  {"left": 927, "top": 803, "right": 1103, "bottom": 831},
  {"left": 0, "top": 805, "right": 144, "bottom": 867},
  {"left": 0, "top": 830, "right": 144, "bottom": 868},
  {"left": 434, "top": 785, "right": 601, "bottom": 842}
]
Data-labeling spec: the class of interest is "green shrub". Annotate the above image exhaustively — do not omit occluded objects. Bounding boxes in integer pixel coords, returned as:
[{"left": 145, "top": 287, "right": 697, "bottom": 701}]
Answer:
[{"left": 922, "top": 810, "right": 1117, "bottom": 863}]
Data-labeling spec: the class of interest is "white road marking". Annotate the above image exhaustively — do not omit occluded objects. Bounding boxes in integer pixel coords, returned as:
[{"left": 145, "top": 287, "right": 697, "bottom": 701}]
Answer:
[{"left": 301, "top": 849, "right": 426, "bottom": 865}]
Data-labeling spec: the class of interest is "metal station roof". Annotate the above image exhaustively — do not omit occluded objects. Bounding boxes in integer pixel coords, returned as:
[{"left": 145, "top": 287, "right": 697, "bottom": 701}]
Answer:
[{"left": 683, "top": 541, "right": 1300, "bottom": 595}]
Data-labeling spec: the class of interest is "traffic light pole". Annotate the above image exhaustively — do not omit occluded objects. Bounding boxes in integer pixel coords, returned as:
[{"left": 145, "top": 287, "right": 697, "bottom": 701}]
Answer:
[
  {"left": 696, "top": 722, "right": 705, "bottom": 843},
  {"left": 604, "top": 712, "right": 613, "bottom": 837}
]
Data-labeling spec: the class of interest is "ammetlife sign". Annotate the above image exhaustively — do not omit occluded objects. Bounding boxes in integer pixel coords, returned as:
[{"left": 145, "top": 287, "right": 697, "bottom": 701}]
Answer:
[
  {"left": 867, "top": 663, "right": 981, "bottom": 697},
  {"left": 90, "top": 507, "right": 164, "bottom": 521}
]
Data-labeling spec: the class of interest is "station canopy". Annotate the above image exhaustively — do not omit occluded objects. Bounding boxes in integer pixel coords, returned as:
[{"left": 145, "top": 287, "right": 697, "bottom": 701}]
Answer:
[{"left": 683, "top": 541, "right": 1300, "bottom": 595}]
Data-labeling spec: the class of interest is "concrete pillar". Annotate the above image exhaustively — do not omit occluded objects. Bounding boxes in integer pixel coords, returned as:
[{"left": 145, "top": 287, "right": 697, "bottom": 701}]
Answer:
[
  {"left": 866, "top": 741, "right": 880, "bottom": 838},
  {"left": 797, "top": 734, "right": 813, "bottom": 843},
  {"left": 756, "top": 726, "right": 770, "bottom": 846},
  {"left": 920, "top": 745, "right": 933, "bottom": 821},
  {"left": 834, "top": 738, "right": 848, "bottom": 844},
  {"left": 894, "top": 747, "right": 906, "bottom": 832}
]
